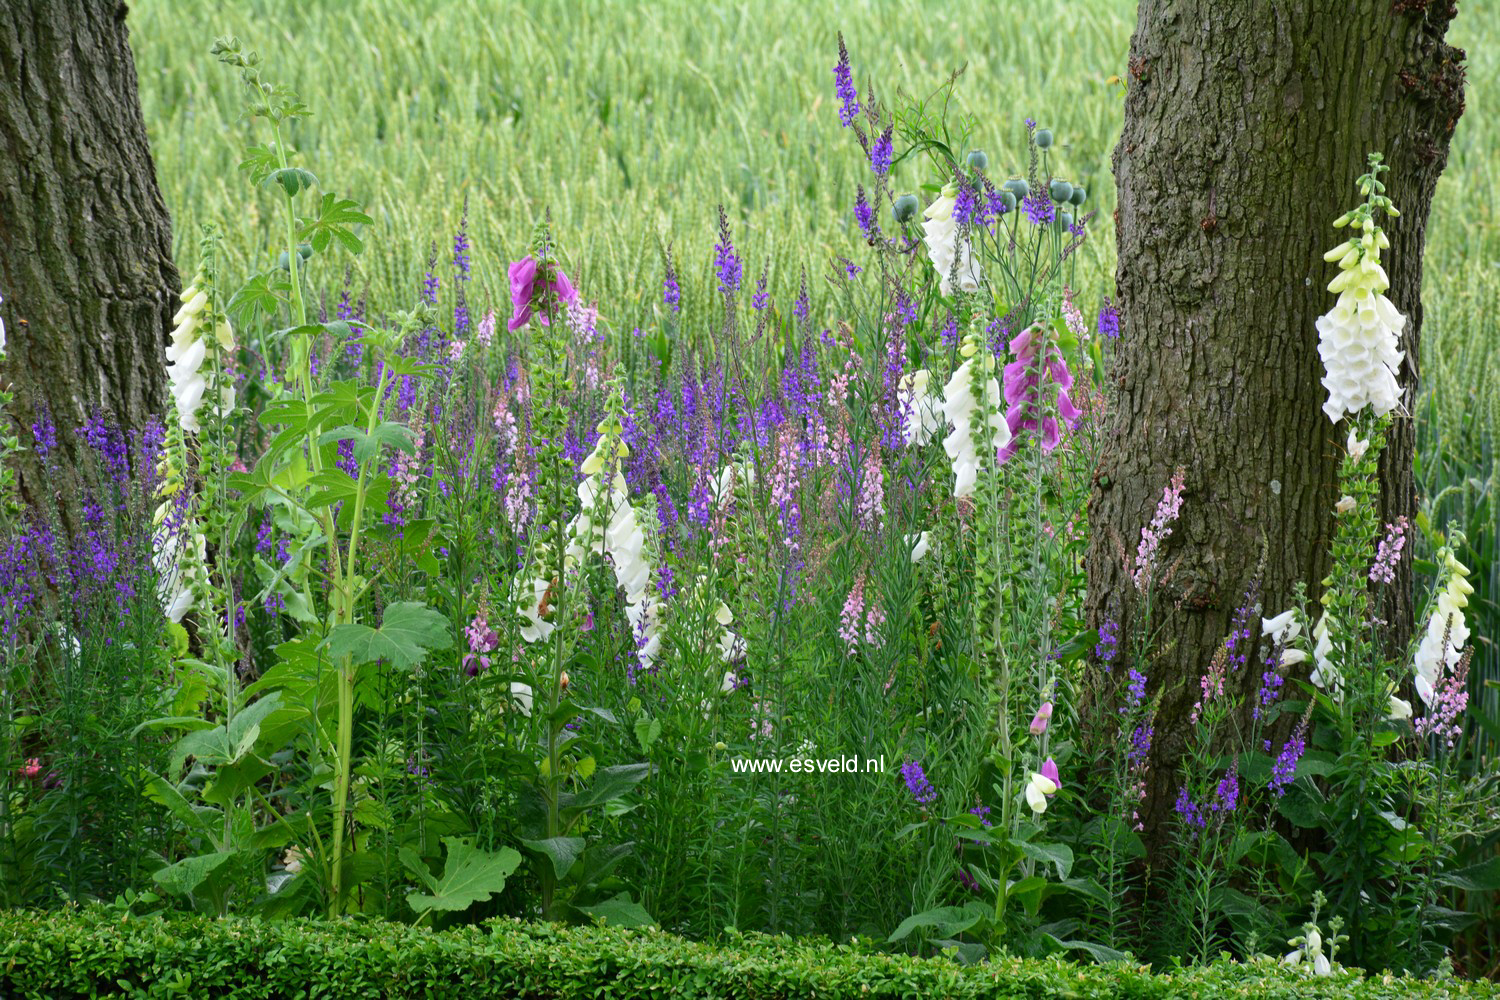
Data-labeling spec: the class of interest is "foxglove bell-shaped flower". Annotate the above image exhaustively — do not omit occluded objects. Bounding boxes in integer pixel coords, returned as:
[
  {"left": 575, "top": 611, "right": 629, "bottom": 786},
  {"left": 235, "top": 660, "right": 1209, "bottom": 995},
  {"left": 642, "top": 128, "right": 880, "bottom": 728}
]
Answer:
[
  {"left": 165, "top": 278, "right": 236, "bottom": 435},
  {"left": 922, "top": 182, "right": 981, "bottom": 297},
  {"left": 1413, "top": 548, "right": 1473, "bottom": 706},
  {"left": 896, "top": 369, "right": 943, "bottom": 446},
  {"left": 940, "top": 330, "right": 1009, "bottom": 498},
  {"left": 1026, "top": 771, "right": 1058, "bottom": 814},
  {"left": 508, "top": 255, "right": 578, "bottom": 332},
  {"left": 1317, "top": 223, "right": 1404, "bottom": 423},
  {"left": 1000, "top": 322, "right": 1081, "bottom": 462}
]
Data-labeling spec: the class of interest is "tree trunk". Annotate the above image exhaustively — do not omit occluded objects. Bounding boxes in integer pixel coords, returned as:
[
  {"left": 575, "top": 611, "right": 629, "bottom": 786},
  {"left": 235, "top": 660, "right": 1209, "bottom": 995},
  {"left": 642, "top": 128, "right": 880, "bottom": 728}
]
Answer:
[
  {"left": 1088, "top": 0, "right": 1464, "bottom": 851},
  {"left": 0, "top": 0, "right": 176, "bottom": 524}
]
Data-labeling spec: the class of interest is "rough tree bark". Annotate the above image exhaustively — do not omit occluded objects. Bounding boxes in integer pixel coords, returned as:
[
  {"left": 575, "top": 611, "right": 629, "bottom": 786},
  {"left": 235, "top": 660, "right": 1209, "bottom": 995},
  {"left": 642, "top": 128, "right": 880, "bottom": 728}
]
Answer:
[
  {"left": 1087, "top": 0, "right": 1465, "bottom": 850},
  {"left": 0, "top": 0, "right": 176, "bottom": 524}
]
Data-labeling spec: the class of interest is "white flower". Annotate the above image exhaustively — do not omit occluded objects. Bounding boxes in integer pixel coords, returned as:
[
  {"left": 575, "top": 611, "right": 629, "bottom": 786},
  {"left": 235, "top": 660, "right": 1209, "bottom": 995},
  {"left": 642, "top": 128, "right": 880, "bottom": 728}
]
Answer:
[
  {"left": 1313, "top": 952, "right": 1332, "bottom": 976},
  {"left": 1346, "top": 431, "right": 1369, "bottom": 463},
  {"left": 1261, "top": 610, "right": 1301, "bottom": 645},
  {"left": 1309, "top": 612, "right": 1341, "bottom": 698},
  {"left": 1316, "top": 229, "right": 1405, "bottom": 423},
  {"left": 939, "top": 335, "right": 1010, "bottom": 499},
  {"left": 896, "top": 370, "right": 944, "bottom": 446},
  {"left": 155, "top": 529, "right": 207, "bottom": 624},
  {"left": 1335, "top": 495, "right": 1356, "bottom": 514},
  {"left": 1025, "top": 772, "right": 1058, "bottom": 815},
  {"left": 921, "top": 183, "right": 981, "bottom": 297},
  {"left": 1279, "top": 648, "right": 1308, "bottom": 667},
  {"left": 516, "top": 576, "right": 555, "bottom": 644},
  {"left": 1413, "top": 549, "right": 1473, "bottom": 706},
  {"left": 721, "top": 671, "right": 738, "bottom": 694},
  {"left": 509, "top": 682, "right": 533, "bottom": 717},
  {"left": 1283, "top": 948, "right": 1303, "bottom": 967},
  {"left": 0, "top": 289, "right": 7, "bottom": 353},
  {"left": 165, "top": 281, "right": 235, "bottom": 434},
  {"left": 906, "top": 531, "right": 932, "bottom": 564},
  {"left": 1388, "top": 693, "right": 1413, "bottom": 721}
]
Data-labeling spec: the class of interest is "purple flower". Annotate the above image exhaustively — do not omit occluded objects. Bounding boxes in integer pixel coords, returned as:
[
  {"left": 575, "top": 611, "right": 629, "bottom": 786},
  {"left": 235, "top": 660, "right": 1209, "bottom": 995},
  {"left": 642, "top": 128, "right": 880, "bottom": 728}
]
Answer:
[
  {"left": 1175, "top": 787, "right": 1206, "bottom": 829},
  {"left": 854, "top": 185, "right": 878, "bottom": 241},
  {"left": 1128, "top": 724, "right": 1153, "bottom": 763},
  {"left": 1022, "top": 193, "right": 1055, "bottom": 227},
  {"left": 1096, "top": 620, "right": 1119, "bottom": 666},
  {"left": 952, "top": 181, "right": 981, "bottom": 228},
  {"left": 969, "top": 804, "right": 992, "bottom": 828},
  {"left": 1213, "top": 762, "right": 1240, "bottom": 812},
  {"left": 31, "top": 406, "right": 57, "bottom": 460},
  {"left": 901, "top": 759, "right": 937, "bottom": 805},
  {"left": 1097, "top": 298, "right": 1121, "bottom": 339},
  {"left": 662, "top": 243, "right": 682, "bottom": 313},
  {"left": 1269, "top": 722, "right": 1307, "bottom": 797},
  {"left": 870, "top": 127, "right": 893, "bottom": 176},
  {"left": 793, "top": 271, "right": 810, "bottom": 323},
  {"left": 841, "top": 257, "right": 862, "bottom": 281},
  {"left": 751, "top": 263, "right": 769, "bottom": 311},
  {"left": 714, "top": 206, "right": 742, "bottom": 294},
  {"left": 1122, "top": 668, "right": 1147, "bottom": 712},
  {"left": 508, "top": 255, "right": 578, "bottom": 332},
  {"left": 834, "top": 39, "right": 859, "bottom": 126},
  {"left": 999, "top": 324, "right": 1081, "bottom": 462}
]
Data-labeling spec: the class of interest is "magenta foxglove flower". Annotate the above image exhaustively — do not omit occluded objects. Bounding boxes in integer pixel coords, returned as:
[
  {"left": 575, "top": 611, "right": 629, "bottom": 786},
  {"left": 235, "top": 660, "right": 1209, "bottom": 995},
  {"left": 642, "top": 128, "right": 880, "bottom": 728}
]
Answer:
[
  {"left": 1040, "top": 757, "right": 1060, "bottom": 790},
  {"left": 508, "top": 255, "right": 578, "bottom": 332},
  {"left": 1029, "top": 701, "right": 1053, "bottom": 734},
  {"left": 999, "top": 323, "right": 1081, "bottom": 462}
]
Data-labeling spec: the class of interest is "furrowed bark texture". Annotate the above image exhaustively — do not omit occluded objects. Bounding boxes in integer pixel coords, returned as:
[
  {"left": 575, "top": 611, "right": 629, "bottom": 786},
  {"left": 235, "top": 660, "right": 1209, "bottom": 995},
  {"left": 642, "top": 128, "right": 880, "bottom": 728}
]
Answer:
[
  {"left": 0, "top": 1, "right": 176, "bottom": 525},
  {"left": 1087, "top": 0, "right": 1464, "bottom": 850}
]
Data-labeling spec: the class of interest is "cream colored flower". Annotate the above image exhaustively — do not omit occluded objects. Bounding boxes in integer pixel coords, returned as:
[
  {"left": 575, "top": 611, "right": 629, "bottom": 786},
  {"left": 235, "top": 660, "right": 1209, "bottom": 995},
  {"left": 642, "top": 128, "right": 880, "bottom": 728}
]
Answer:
[
  {"left": 1317, "top": 225, "right": 1404, "bottom": 423},
  {"left": 922, "top": 183, "right": 981, "bottom": 297}
]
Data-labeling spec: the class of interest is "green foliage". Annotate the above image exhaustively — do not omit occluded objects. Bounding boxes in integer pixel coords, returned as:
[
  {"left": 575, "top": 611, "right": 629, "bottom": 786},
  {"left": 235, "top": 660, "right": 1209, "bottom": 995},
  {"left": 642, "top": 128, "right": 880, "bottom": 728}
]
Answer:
[{"left": 6, "top": 909, "right": 1497, "bottom": 1000}]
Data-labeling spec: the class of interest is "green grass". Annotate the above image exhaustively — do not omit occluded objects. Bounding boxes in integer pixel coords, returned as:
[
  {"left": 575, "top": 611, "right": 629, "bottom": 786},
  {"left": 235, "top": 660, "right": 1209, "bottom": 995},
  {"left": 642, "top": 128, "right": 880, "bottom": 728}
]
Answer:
[{"left": 126, "top": 0, "right": 1496, "bottom": 425}]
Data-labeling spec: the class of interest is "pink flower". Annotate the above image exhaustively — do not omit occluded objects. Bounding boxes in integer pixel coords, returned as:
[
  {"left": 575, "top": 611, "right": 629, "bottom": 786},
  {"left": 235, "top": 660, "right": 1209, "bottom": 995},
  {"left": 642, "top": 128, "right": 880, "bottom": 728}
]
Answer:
[
  {"left": 1040, "top": 757, "right": 1061, "bottom": 792},
  {"left": 507, "top": 255, "right": 579, "bottom": 332},
  {"left": 999, "top": 324, "right": 1081, "bottom": 462},
  {"left": 1029, "top": 701, "right": 1053, "bottom": 734},
  {"left": 20, "top": 758, "right": 41, "bottom": 780}
]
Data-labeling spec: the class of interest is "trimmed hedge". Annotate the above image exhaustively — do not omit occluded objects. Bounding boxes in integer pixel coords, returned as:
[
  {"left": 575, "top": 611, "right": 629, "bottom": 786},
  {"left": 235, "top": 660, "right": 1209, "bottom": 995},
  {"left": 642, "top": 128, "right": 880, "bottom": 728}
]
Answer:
[{"left": 1, "top": 909, "right": 1494, "bottom": 999}]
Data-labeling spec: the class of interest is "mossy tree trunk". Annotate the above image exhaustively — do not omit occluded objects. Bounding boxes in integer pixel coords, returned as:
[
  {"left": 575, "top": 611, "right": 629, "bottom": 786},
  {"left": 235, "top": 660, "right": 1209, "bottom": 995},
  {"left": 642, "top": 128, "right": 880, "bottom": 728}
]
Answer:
[
  {"left": 1086, "top": 0, "right": 1464, "bottom": 851},
  {"left": 0, "top": 0, "right": 176, "bottom": 524}
]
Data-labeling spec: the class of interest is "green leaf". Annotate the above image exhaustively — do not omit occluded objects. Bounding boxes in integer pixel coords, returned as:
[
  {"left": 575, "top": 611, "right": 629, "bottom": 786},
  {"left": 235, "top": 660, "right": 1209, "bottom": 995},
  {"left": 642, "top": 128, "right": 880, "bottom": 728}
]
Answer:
[
  {"left": 575, "top": 892, "right": 656, "bottom": 928},
  {"left": 322, "top": 601, "right": 452, "bottom": 669},
  {"left": 566, "top": 763, "right": 650, "bottom": 812},
  {"left": 519, "top": 836, "right": 586, "bottom": 881},
  {"left": 1019, "top": 840, "right": 1074, "bottom": 880},
  {"left": 152, "top": 851, "right": 235, "bottom": 897},
  {"left": 398, "top": 838, "right": 521, "bottom": 915},
  {"left": 1438, "top": 856, "right": 1500, "bottom": 892},
  {"left": 265, "top": 166, "right": 318, "bottom": 198},
  {"left": 630, "top": 719, "right": 660, "bottom": 749},
  {"left": 1040, "top": 933, "right": 1128, "bottom": 964},
  {"left": 886, "top": 901, "right": 988, "bottom": 943}
]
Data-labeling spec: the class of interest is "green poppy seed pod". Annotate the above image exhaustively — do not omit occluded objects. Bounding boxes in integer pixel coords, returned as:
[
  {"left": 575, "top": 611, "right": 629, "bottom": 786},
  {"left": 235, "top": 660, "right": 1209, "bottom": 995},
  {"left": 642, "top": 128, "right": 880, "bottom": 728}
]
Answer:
[
  {"left": 892, "top": 193, "right": 920, "bottom": 223},
  {"left": 966, "top": 149, "right": 989, "bottom": 171},
  {"left": 298, "top": 243, "right": 313, "bottom": 260},
  {"left": 1057, "top": 211, "right": 1074, "bottom": 230},
  {"left": 1000, "top": 190, "right": 1017, "bottom": 212},
  {"left": 1034, "top": 128, "right": 1054, "bottom": 149},
  {"left": 1069, "top": 185, "right": 1087, "bottom": 206},
  {"left": 1049, "top": 180, "right": 1074, "bottom": 204},
  {"left": 1004, "top": 178, "right": 1030, "bottom": 202}
]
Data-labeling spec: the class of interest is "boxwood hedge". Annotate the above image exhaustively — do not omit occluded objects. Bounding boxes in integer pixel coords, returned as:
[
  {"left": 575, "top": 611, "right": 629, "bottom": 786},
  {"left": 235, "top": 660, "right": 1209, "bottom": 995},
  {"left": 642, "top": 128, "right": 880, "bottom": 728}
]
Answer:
[{"left": 1, "top": 908, "right": 1494, "bottom": 999}]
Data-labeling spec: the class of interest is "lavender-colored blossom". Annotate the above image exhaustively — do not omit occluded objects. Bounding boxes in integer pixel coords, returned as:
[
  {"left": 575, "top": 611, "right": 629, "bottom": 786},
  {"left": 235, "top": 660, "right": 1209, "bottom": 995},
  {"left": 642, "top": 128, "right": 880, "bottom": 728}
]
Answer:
[
  {"left": 833, "top": 39, "right": 859, "bottom": 126},
  {"left": 1174, "top": 787, "right": 1206, "bottom": 830},
  {"left": 713, "top": 206, "right": 742, "bottom": 295},
  {"left": 901, "top": 759, "right": 937, "bottom": 805},
  {"left": 793, "top": 271, "right": 810, "bottom": 324},
  {"left": 31, "top": 406, "right": 57, "bottom": 460},
  {"left": 952, "top": 181, "right": 981, "bottom": 228},
  {"left": 1097, "top": 298, "right": 1121, "bottom": 339},
  {"left": 841, "top": 257, "right": 862, "bottom": 281},
  {"left": 1213, "top": 762, "right": 1240, "bottom": 812},
  {"left": 854, "top": 185, "right": 878, "bottom": 241},
  {"left": 1022, "top": 193, "right": 1055, "bottom": 227},
  {"left": 939, "top": 314, "right": 959, "bottom": 350},
  {"left": 662, "top": 243, "right": 682, "bottom": 313},
  {"left": 870, "top": 127, "right": 893, "bottom": 176},
  {"left": 969, "top": 803, "right": 993, "bottom": 828},
  {"left": 1096, "top": 620, "right": 1119, "bottom": 666},
  {"left": 1128, "top": 724, "right": 1153, "bottom": 763},
  {"left": 1122, "top": 668, "right": 1147, "bottom": 712},
  {"left": 751, "top": 263, "right": 769, "bottom": 311},
  {"left": 1269, "top": 721, "right": 1307, "bottom": 797},
  {"left": 1370, "top": 516, "right": 1408, "bottom": 585}
]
